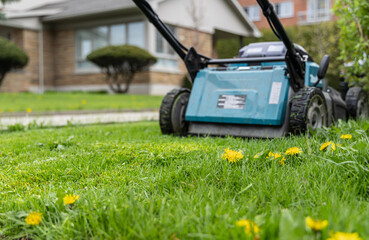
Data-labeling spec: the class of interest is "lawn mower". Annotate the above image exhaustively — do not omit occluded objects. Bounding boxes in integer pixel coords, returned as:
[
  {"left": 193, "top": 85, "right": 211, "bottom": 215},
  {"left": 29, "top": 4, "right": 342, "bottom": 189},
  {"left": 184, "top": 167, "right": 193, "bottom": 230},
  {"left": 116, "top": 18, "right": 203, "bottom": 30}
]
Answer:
[{"left": 133, "top": 0, "right": 368, "bottom": 138}]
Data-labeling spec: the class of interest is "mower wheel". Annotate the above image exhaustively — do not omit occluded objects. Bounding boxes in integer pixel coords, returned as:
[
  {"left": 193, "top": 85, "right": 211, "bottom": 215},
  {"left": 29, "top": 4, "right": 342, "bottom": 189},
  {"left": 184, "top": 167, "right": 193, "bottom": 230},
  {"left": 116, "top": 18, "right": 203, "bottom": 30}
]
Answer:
[
  {"left": 289, "top": 87, "right": 328, "bottom": 134},
  {"left": 159, "top": 88, "right": 190, "bottom": 136},
  {"left": 345, "top": 87, "right": 368, "bottom": 119}
]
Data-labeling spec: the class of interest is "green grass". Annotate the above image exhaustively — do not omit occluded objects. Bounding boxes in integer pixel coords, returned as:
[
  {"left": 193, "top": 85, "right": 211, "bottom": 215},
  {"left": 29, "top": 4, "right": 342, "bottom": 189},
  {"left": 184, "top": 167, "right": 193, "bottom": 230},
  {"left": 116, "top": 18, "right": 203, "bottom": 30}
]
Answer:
[
  {"left": 0, "top": 92, "right": 163, "bottom": 113},
  {"left": 1, "top": 120, "right": 369, "bottom": 239}
]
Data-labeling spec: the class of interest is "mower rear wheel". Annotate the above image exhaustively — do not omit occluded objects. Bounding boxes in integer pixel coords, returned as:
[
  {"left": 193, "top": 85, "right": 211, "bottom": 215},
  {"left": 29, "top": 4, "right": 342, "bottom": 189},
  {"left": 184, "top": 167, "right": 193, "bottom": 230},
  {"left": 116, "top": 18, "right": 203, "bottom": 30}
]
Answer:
[
  {"left": 289, "top": 87, "right": 328, "bottom": 135},
  {"left": 345, "top": 87, "right": 368, "bottom": 119},
  {"left": 159, "top": 88, "right": 190, "bottom": 135}
]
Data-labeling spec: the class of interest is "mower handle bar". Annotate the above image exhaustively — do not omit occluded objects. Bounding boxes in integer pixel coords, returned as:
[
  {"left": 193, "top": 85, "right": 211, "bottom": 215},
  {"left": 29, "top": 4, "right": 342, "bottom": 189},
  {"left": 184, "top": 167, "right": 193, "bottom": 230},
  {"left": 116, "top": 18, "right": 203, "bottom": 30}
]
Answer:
[
  {"left": 206, "top": 56, "right": 285, "bottom": 65},
  {"left": 133, "top": 0, "right": 306, "bottom": 90}
]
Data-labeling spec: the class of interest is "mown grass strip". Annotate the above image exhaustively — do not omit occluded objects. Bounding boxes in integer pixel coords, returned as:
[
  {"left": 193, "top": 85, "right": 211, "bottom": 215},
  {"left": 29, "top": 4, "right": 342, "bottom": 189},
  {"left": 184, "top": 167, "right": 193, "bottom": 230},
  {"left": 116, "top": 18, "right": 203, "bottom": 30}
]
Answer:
[
  {"left": 0, "top": 120, "right": 368, "bottom": 239},
  {"left": 0, "top": 92, "right": 163, "bottom": 113}
]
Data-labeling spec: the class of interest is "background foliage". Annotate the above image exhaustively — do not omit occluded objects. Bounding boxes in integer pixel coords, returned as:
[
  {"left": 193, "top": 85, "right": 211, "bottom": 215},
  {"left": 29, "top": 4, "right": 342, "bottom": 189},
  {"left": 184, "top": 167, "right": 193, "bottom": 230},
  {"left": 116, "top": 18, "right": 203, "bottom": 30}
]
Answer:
[
  {"left": 334, "top": 0, "right": 369, "bottom": 90},
  {"left": 216, "top": 22, "right": 342, "bottom": 89}
]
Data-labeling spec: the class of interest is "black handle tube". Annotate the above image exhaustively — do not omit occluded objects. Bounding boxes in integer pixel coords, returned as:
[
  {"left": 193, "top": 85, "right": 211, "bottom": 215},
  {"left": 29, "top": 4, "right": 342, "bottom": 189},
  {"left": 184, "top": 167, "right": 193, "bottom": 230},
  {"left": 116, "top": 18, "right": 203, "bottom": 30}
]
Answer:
[
  {"left": 256, "top": 0, "right": 296, "bottom": 56},
  {"left": 256, "top": 0, "right": 305, "bottom": 91},
  {"left": 133, "top": 0, "right": 187, "bottom": 60}
]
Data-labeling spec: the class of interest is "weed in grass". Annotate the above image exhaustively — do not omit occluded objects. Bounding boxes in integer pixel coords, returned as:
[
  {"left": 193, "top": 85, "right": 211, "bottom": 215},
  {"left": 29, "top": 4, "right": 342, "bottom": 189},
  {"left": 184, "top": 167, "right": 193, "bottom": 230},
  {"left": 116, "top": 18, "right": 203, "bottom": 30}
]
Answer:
[{"left": 7, "top": 123, "right": 25, "bottom": 132}]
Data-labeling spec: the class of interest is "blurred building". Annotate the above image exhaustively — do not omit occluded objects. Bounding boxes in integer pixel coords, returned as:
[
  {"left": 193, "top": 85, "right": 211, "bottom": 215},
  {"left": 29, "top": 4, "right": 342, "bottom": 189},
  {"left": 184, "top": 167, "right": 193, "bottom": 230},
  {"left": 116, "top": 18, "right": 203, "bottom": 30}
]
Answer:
[
  {"left": 0, "top": 0, "right": 260, "bottom": 94},
  {"left": 238, "top": 0, "right": 336, "bottom": 29}
]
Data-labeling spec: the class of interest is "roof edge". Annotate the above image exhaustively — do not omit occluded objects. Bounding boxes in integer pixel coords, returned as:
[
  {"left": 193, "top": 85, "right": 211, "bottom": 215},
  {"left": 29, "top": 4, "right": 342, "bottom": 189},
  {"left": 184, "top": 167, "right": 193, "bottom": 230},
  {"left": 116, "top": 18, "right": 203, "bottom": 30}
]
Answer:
[
  {"left": 227, "top": 0, "right": 261, "bottom": 37},
  {"left": 43, "top": 6, "right": 137, "bottom": 22}
]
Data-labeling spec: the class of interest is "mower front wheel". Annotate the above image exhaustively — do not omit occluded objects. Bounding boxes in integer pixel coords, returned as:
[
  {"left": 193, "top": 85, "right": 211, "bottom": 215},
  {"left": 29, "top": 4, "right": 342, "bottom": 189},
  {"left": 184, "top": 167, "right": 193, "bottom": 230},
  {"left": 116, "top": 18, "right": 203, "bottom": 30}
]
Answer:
[
  {"left": 159, "top": 88, "right": 190, "bottom": 136},
  {"left": 345, "top": 87, "right": 368, "bottom": 119},
  {"left": 289, "top": 87, "right": 328, "bottom": 135}
]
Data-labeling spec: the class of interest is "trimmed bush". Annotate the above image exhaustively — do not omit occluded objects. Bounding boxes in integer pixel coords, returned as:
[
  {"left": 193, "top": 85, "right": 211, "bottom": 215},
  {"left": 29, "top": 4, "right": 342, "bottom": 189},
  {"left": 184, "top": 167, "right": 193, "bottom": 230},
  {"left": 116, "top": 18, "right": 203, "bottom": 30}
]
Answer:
[
  {"left": 0, "top": 37, "right": 28, "bottom": 86},
  {"left": 87, "top": 45, "right": 157, "bottom": 94}
]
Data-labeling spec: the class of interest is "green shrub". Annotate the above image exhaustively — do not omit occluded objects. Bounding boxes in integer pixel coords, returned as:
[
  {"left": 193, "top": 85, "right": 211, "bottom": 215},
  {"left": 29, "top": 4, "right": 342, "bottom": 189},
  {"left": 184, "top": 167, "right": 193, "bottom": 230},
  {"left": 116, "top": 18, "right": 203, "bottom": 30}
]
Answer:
[
  {"left": 0, "top": 37, "right": 28, "bottom": 86},
  {"left": 216, "top": 22, "right": 342, "bottom": 89},
  {"left": 87, "top": 45, "right": 157, "bottom": 94},
  {"left": 334, "top": 0, "right": 369, "bottom": 89}
]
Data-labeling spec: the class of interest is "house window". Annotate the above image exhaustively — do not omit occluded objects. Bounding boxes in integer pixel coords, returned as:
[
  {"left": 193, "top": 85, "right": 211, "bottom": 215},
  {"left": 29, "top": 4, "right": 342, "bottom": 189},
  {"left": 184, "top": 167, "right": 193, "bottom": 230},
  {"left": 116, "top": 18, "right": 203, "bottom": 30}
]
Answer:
[
  {"left": 0, "top": 29, "right": 12, "bottom": 40},
  {"left": 75, "top": 21, "right": 145, "bottom": 70},
  {"left": 110, "top": 24, "right": 126, "bottom": 45},
  {"left": 274, "top": 2, "right": 294, "bottom": 18},
  {"left": 307, "top": 0, "right": 330, "bottom": 21},
  {"left": 245, "top": 5, "right": 260, "bottom": 21},
  {"left": 154, "top": 25, "right": 178, "bottom": 69}
]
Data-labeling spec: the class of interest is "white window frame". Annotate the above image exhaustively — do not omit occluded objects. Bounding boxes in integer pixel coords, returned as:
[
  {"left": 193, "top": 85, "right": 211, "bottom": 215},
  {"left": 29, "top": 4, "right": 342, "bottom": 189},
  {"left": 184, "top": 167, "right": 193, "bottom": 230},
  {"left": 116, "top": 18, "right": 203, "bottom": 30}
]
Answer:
[
  {"left": 307, "top": 0, "right": 330, "bottom": 22},
  {"left": 245, "top": 5, "right": 261, "bottom": 21},
  {"left": 0, "top": 29, "right": 12, "bottom": 40},
  {"left": 274, "top": 1, "right": 294, "bottom": 19},
  {"left": 75, "top": 21, "right": 145, "bottom": 73},
  {"left": 151, "top": 25, "right": 180, "bottom": 72}
]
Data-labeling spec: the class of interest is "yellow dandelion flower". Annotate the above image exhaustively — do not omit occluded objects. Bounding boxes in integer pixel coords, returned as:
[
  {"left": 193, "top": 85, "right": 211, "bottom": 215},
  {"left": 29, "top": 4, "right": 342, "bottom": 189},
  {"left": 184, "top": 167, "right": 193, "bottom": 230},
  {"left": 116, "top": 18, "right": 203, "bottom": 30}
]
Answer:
[
  {"left": 63, "top": 194, "right": 80, "bottom": 205},
  {"left": 267, "top": 152, "right": 286, "bottom": 165},
  {"left": 81, "top": 100, "right": 87, "bottom": 105},
  {"left": 253, "top": 153, "right": 260, "bottom": 159},
  {"left": 278, "top": 157, "right": 286, "bottom": 165},
  {"left": 285, "top": 147, "right": 302, "bottom": 156},
  {"left": 236, "top": 219, "right": 260, "bottom": 236},
  {"left": 27, "top": 108, "right": 32, "bottom": 113},
  {"left": 327, "top": 231, "right": 362, "bottom": 240},
  {"left": 25, "top": 211, "right": 42, "bottom": 225},
  {"left": 305, "top": 216, "right": 328, "bottom": 231},
  {"left": 320, "top": 141, "right": 336, "bottom": 151},
  {"left": 221, "top": 148, "right": 243, "bottom": 163},
  {"left": 340, "top": 134, "right": 352, "bottom": 139}
]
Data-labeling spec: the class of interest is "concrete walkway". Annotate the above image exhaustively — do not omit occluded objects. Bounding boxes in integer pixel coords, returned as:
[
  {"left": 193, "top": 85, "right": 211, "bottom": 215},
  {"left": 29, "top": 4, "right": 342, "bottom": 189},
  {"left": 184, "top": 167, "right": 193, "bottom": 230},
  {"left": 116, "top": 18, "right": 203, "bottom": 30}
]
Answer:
[{"left": 0, "top": 110, "right": 159, "bottom": 129}]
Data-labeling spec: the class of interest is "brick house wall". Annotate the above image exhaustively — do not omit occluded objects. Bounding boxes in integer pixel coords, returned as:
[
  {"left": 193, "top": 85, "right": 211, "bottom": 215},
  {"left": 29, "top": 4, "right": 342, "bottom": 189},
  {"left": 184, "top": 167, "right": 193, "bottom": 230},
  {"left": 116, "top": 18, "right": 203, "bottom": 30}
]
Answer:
[
  {"left": 150, "top": 27, "right": 213, "bottom": 87},
  {"left": 49, "top": 26, "right": 213, "bottom": 92},
  {"left": 43, "top": 29, "right": 56, "bottom": 87},
  {"left": 1, "top": 29, "right": 39, "bottom": 92},
  {"left": 238, "top": 0, "right": 335, "bottom": 29},
  {"left": 0, "top": 22, "right": 213, "bottom": 94}
]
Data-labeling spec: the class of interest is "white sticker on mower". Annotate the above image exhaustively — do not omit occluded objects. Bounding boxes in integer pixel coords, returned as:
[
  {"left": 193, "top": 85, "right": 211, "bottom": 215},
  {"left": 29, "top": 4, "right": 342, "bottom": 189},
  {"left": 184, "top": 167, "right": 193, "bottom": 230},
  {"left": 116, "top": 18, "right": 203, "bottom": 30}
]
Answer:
[
  {"left": 269, "top": 82, "right": 282, "bottom": 104},
  {"left": 217, "top": 95, "right": 247, "bottom": 109}
]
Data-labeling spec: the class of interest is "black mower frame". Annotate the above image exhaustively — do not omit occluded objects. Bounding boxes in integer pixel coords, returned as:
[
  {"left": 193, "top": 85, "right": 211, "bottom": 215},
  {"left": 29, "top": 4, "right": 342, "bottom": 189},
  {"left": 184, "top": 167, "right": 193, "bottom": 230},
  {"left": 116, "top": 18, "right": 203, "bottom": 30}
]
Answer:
[{"left": 133, "top": 0, "right": 308, "bottom": 92}]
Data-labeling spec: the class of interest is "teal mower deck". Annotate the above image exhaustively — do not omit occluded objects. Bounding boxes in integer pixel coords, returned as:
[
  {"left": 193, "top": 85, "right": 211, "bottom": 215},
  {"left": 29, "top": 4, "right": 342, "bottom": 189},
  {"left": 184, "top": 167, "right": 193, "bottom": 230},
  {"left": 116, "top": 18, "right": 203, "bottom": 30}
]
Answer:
[{"left": 133, "top": 0, "right": 368, "bottom": 138}]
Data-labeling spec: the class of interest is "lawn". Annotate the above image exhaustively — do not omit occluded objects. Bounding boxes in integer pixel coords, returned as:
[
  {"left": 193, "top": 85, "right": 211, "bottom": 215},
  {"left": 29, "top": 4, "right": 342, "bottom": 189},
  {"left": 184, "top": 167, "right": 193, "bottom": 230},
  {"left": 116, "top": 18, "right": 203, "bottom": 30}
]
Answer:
[
  {"left": 0, "top": 120, "right": 369, "bottom": 239},
  {"left": 0, "top": 92, "right": 163, "bottom": 113}
]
